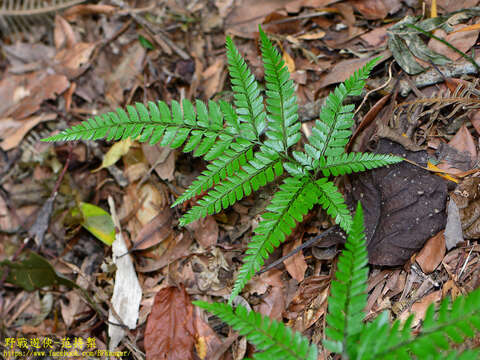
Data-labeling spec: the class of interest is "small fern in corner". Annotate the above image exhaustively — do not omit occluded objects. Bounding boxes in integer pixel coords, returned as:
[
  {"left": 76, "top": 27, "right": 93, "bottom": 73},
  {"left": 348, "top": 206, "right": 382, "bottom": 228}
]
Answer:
[
  {"left": 43, "top": 26, "right": 402, "bottom": 302},
  {"left": 196, "top": 203, "right": 480, "bottom": 359}
]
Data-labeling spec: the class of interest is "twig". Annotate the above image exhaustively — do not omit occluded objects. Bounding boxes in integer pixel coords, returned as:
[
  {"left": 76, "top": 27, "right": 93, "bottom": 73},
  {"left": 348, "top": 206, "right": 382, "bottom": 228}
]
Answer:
[{"left": 256, "top": 226, "right": 339, "bottom": 275}]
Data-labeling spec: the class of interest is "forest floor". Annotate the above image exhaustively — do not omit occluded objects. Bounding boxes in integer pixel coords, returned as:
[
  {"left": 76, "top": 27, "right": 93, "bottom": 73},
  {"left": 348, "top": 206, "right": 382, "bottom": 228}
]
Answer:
[{"left": 1, "top": 0, "right": 480, "bottom": 359}]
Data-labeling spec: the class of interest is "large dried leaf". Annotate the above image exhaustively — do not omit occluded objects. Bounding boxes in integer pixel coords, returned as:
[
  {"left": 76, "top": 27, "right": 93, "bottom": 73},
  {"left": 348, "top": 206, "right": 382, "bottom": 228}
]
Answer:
[
  {"left": 145, "top": 286, "right": 195, "bottom": 360},
  {"left": 351, "top": 139, "right": 448, "bottom": 265}
]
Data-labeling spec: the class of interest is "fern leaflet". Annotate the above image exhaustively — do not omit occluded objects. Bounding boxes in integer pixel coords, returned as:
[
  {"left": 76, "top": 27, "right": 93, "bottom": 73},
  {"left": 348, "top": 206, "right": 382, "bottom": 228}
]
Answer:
[
  {"left": 324, "top": 202, "right": 368, "bottom": 357},
  {"left": 320, "top": 152, "right": 403, "bottom": 177},
  {"left": 194, "top": 301, "right": 318, "bottom": 360},
  {"left": 259, "top": 27, "right": 301, "bottom": 154},
  {"left": 307, "top": 58, "right": 379, "bottom": 164},
  {"left": 179, "top": 146, "right": 283, "bottom": 226},
  {"left": 226, "top": 36, "right": 266, "bottom": 139},
  {"left": 230, "top": 176, "right": 319, "bottom": 303}
]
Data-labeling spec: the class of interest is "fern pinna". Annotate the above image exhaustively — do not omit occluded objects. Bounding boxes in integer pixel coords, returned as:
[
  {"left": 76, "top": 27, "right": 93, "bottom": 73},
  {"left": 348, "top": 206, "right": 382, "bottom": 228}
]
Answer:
[{"left": 43, "top": 26, "right": 402, "bottom": 302}]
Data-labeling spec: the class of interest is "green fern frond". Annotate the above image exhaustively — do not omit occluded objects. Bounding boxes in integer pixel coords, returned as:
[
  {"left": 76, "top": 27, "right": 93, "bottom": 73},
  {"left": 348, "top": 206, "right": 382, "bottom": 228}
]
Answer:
[
  {"left": 320, "top": 152, "right": 403, "bottom": 177},
  {"left": 376, "top": 289, "right": 480, "bottom": 359},
  {"left": 259, "top": 27, "right": 301, "bottom": 154},
  {"left": 172, "top": 139, "right": 255, "bottom": 207},
  {"left": 226, "top": 36, "right": 266, "bottom": 139},
  {"left": 42, "top": 100, "right": 233, "bottom": 158},
  {"left": 179, "top": 146, "right": 283, "bottom": 226},
  {"left": 230, "top": 176, "right": 319, "bottom": 303},
  {"left": 307, "top": 58, "right": 379, "bottom": 163},
  {"left": 193, "top": 301, "right": 318, "bottom": 360},
  {"left": 316, "top": 179, "right": 353, "bottom": 232},
  {"left": 324, "top": 202, "right": 368, "bottom": 357}
]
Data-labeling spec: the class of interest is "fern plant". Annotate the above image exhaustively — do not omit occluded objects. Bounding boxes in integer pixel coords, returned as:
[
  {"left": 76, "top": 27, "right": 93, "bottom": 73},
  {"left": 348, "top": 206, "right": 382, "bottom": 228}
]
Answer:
[
  {"left": 196, "top": 203, "right": 480, "bottom": 359},
  {"left": 43, "top": 26, "right": 402, "bottom": 302}
]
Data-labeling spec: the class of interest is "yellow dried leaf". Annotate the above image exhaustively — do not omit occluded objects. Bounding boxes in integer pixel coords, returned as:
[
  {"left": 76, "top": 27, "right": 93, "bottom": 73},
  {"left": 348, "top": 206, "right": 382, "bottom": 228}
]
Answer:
[
  {"left": 282, "top": 51, "right": 295, "bottom": 73},
  {"left": 93, "top": 138, "right": 132, "bottom": 172}
]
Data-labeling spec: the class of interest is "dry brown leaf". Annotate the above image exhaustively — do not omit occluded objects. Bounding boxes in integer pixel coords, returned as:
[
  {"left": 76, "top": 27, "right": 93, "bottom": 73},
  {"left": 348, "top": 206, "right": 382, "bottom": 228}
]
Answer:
[
  {"left": 360, "top": 24, "right": 392, "bottom": 47},
  {"left": 448, "top": 125, "right": 477, "bottom": 160},
  {"left": 105, "top": 42, "right": 145, "bottom": 106},
  {"left": 317, "top": 51, "right": 389, "bottom": 89},
  {"left": 136, "top": 232, "right": 193, "bottom": 273},
  {"left": 297, "top": 31, "right": 326, "bottom": 40},
  {"left": 282, "top": 51, "right": 295, "bottom": 73},
  {"left": 141, "top": 143, "right": 176, "bottom": 181},
  {"left": 350, "top": 0, "right": 396, "bottom": 20},
  {"left": 132, "top": 210, "right": 173, "bottom": 251},
  {"left": 225, "top": 0, "right": 292, "bottom": 38},
  {"left": 63, "top": 4, "right": 116, "bottom": 19},
  {"left": 0, "top": 113, "right": 57, "bottom": 151},
  {"left": 54, "top": 15, "right": 77, "bottom": 50},
  {"left": 283, "top": 237, "right": 307, "bottom": 282},
  {"left": 416, "top": 231, "right": 446, "bottom": 274},
  {"left": 400, "top": 290, "right": 442, "bottom": 326},
  {"left": 193, "top": 306, "right": 223, "bottom": 360},
  {"left": 0, "top": 72, "right": 69, "bottom": 119},
  {"left": 429, "top": 24, "right": 480, "bottom": 61},
  {"left": 188, "top": 216, "right": 219, "bottom": 248},
  {"left": 255, "top": 286, "right": 286, "bottom": 321},
  {"left": 54, "top": 42, "right": 96, "bottom": 77},
  {"left": 437, "top": 125, "right": 477, "bottom": 174},
  {"left": 202, "top": 58, "right": 225, "bottom": 99},
  {"left": 435, "top": 0, "right": 479, "bottom": 12},
  {"left": 145, "top": 285, "right": 195, "bottom": 360}
]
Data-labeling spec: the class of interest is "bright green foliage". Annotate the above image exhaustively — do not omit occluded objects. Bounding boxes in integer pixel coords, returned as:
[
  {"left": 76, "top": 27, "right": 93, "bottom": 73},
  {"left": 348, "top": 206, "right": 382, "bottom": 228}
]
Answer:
[
  {"left": 259, "top": 28, "right": 301, "bottom": 154},
  {"left": 43, "top": 26, "right": 402, "bottom": 301},
  {"left": 324, "top": 202, "right": 369, "bottom": 356},
  {"left": 193, "top": 300, "right": 318, "bottom": 360},
  {"left": 323, "top": 202, "right": 480, "bottom": 360}
]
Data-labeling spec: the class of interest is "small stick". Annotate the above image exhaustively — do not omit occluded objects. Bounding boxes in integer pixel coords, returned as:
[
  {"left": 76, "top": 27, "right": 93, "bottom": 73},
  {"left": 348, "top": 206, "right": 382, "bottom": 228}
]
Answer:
[{"left": 256, "top": 226, "right": 339, "bottom": 275}]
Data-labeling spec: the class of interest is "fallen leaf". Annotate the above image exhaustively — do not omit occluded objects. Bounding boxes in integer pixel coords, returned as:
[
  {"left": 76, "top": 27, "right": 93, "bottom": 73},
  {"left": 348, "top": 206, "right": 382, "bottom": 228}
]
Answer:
[
  {"left": 297, "top": 31, "right": 326, "bottom": 40},
  {"left": 73, "top": 202, "right": 115, "bottom": 246},
  {"left": 0, "top": 113, "right": 57, "bottom": 151},
  {"left": 400, "top": 290, "right": 442, "bottom": 327},
  {"left": 145, "top": 285, "right": 195, "bottom": 360},
  {"left": 141, "top": 143, "right": 176, "bottom": 181},
  {"left": 0, "top": 72, "right": 69, "bottom": 119},
  {"left": 202, "top": 58, "right": 225, "bottom": 99},
  {"left": 282, "top": 51, "right": 295, "bottom": 73},
  {"left": 351, "top": 139, "right": 448, "bottom": 265},
  {"left": 193, "top": 306, "right": 223, "bottom": 359},
  {"left": 351, "top": 0, "right": 399, "bottom": 19},
  {"left": 416, "top": 231, "right": 446, "bottom": 274},
  {"left": 283, "top": 237, "right": 307, "bottom": 282},
  {"left": 105, "top": 42, "right": 145, "bottom": 106},
  {"left": 187, "top": 216, "right": 219, "bottom": 248},
  {"left": 94, "top": 138, "right": 133, "bottom": 172},
  {"left": 0, "top": 252, "right": 76, "bottom": 291},
  {"left": 317, "top": 51, "right": 389, "bottom": 89},
  {"left": 132, "top": 210, "right": 173, "bottom": 251},
  {"left": 428, "top": 24, "right": 480, "bottom": 61},
  {"left": 254, "top": 286, "right": 285, "bottom": 321},
  {"left": 225, "top": 0, "right": 293, "bottom": 38}
]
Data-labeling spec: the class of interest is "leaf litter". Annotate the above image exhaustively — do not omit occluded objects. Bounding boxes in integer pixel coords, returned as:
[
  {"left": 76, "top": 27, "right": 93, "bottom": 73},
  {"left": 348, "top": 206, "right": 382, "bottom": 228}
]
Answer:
[{"left": 2, "top": 0, "right": 480, "bottom": 358}]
